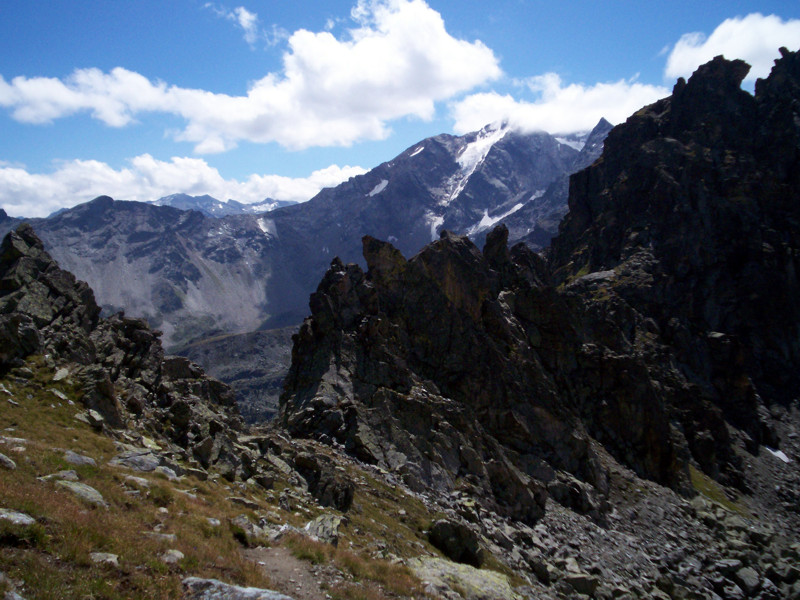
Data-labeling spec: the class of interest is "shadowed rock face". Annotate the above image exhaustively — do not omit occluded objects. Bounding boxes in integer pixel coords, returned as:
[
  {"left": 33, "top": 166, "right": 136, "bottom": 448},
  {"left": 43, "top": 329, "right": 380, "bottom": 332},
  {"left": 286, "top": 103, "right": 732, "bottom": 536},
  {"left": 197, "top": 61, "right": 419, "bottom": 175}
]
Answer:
[
  {"left": 280, "top": 227, "right": 666, "bottom": 523},
  {"left": 281, "top": 50, "right": 800, "bottom": 518},
  {"left": 552, "top": 48, "right": 800, "bottom": 484}
]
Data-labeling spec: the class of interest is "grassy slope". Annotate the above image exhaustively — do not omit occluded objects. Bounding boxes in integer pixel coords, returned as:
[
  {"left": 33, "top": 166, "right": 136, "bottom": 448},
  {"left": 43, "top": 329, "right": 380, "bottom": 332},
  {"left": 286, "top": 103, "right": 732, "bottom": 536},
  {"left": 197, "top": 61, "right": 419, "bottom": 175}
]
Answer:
[{"left": 0, "top": 356, "right": 507, "bottom": 600}]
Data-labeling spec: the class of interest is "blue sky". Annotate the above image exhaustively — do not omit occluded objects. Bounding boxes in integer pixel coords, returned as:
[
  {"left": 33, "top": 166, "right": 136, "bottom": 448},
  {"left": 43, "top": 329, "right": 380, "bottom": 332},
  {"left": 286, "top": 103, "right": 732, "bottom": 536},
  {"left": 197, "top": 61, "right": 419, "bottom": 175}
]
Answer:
[{"left": 1, "top": 0, "right": 799, "bottom": 217}]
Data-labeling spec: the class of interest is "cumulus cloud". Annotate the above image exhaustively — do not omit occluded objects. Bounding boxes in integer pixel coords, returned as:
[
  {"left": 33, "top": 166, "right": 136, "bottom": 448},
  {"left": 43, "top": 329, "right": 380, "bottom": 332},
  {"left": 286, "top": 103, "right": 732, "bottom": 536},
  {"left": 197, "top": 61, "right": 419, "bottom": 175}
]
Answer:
[
  {"left": 0, "top": 157, "right": 366, "bottom": 218},
  {"left": 0, "top": 0, "right": 500, "bottom": 152},
  {"left": 665, "top": 13, "right": 800, "bottom": 82},
  {"left": 451, "top": 74, "right": 669, "bottom": 135}
]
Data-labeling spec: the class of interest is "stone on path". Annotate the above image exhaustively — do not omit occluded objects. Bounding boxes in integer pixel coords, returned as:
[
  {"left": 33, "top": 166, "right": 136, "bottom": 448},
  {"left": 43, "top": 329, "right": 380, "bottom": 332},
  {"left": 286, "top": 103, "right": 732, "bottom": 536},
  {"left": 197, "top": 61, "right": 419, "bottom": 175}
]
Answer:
[{"left": 183, "top": 577, "right": 295, "bottom": 600}]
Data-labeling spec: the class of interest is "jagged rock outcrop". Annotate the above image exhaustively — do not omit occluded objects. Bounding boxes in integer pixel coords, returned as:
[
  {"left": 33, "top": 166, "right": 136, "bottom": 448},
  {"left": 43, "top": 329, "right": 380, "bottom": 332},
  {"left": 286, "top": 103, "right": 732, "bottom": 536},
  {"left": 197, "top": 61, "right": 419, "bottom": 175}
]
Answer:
[
  {"left": 0, "top": 224, "right": 260, "bottom": 479},
  {"left": 281, "top": 50, "right": 800, "bottom": 523},
  {"left": 280, "top": 227, "right": 664, "bottom": 522}
]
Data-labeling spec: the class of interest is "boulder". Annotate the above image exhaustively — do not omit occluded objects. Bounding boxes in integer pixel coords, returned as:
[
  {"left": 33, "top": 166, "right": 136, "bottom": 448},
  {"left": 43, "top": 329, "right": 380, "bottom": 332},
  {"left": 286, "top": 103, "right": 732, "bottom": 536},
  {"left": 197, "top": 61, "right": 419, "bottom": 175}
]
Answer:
[
  {"left": 0, "top": 313, "right": 40, "bottom": 368},
  {"left": 303, "top": 513, "right": 345, "bottom": 546},
  {"left": 89, "top": 552, "right": 119, "bottom": 567},
  {"left": 0, "top": 509, "right": 36, "bottom": 527},
  {"left": 55, "top": 481, "right": 108, "bottom": 508},
  {"left": 229, "top": 515, "right": 267, "bottom": 547},
  {"left": 109, "top": 450, "right": 161, "bottom": 472},
  {"left": 428, "top": 519, "right": 484, "bottom": 567},
  {"left": 0, "top": 452, "right": 16, "bottom": 470},
  {"left": 182, "top": 578, "right": 294, "bottom": 600},
  {"left": 160, "top": 549, "right": 184, "bottom": 565},
  {"left": 409, "top": 556, "right": 517, "bottom": 600},
  {"left": 293, "top": 453, "right": 354, "bottom": 512},
  {"left": 64, "top": 450, "right": 96, "bottom": 467}
]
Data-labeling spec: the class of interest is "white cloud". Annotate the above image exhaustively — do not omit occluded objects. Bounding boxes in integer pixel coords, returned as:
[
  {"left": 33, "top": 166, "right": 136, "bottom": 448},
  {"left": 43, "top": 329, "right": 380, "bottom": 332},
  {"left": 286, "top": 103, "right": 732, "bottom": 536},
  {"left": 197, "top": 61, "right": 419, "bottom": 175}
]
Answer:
[
  {"left": 665, "top": 13, "right": 800, "bottom": 82},
  {"left": 0, "top": 157, "right": 366, "bottom": 218},
  {"left": 206, "top": 4, "right": 288, "bottom": 48},
  {"left": 451, "top": 74, "right": 669, "bottom": 135},
  {"left": 0, "top": 0, "right": 500, "bottom": 152},
  {"left": 232, "top": 6, "right": 260, "bottom": 46}
]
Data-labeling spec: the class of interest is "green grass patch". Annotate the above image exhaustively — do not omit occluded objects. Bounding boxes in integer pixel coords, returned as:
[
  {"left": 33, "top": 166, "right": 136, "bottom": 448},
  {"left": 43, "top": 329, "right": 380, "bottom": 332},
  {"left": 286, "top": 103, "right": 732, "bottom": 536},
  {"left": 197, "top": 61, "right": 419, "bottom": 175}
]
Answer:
[
  {"left": 284, "top": 532, "right": 335, "bottom": 564},
  {"left": 689, "top": 464, "right": 749, "bottom": 516}
]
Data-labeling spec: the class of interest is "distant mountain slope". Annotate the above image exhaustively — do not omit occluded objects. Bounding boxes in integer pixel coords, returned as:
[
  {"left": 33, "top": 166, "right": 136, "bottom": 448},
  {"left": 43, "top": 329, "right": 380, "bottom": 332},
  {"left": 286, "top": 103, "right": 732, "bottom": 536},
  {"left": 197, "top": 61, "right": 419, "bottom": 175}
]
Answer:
[
  {"left": 177, "top": 326, "right": 296, "bottom": 423},
  {"left": 20, "top": 197, "right": 300, "bottom": 347},
  {"left": 1, "top": 121, "right": 609, "bottom": 351}
]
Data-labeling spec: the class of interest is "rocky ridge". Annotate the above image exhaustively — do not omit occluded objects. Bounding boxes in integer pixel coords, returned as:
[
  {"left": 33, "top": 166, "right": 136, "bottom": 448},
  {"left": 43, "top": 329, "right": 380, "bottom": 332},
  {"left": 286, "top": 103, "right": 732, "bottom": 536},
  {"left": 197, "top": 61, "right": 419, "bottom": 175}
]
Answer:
[
  {"left": 152, "top": 193, "right": 296, "bottom": 217},
  {"left": 0, "top": 223, "right": 277, "bottom": 484},
  {"left": 279, "top": 51, "right": 800, "bottom": 598}
]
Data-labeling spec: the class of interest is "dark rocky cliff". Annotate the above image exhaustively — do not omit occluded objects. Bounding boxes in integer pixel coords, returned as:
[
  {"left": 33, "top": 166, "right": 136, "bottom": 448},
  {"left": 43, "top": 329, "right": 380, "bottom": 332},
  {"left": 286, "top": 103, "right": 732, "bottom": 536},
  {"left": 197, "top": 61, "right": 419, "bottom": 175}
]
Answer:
[
  {"left": 551, "top": 49, "right": 800, "bottom": 486},
  {"left": 280, "top": 51, "right": 800, "bottom": 527}
]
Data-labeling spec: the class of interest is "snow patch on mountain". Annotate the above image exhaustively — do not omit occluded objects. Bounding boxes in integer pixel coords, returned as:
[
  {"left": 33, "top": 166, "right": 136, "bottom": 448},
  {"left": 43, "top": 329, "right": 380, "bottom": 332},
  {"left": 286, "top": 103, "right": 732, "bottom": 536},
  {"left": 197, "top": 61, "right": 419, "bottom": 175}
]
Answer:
[
  {"left": 257, "top": 218, "right": 276, "bottom": 237},
  {"left": 207, "top": 222, "right": 232, "bottom": 238},
  {"left": 467, "top": 203, "right": 525, "bottom": 236},
  {"left": 409, "top": 146, "right": 424, "bottom": 158},
  {"left": 425, "top": 212, "right": 445, "bottom": 240},
  {"left": 368, "top": 180, "right": 389, "bottom": 197},
  {"left": 458, "top": 124, "right": 508, "bottom": 173},
  {"left": 555, "top": 136, "right": 585, "bottom": 151},
  {"left": 440, "top": 123, "right": 508, "bottom": 206},
  {"left": 767, "top": 447, "right": 792, "bottom": 463}
]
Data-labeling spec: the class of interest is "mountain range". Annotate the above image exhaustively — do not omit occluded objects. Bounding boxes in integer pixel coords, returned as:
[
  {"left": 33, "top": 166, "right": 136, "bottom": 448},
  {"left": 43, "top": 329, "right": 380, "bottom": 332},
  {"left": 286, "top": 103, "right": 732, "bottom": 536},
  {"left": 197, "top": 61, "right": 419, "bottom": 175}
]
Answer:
[
  {"left": 152, "top": 194, "right": 296, "bottom": 217},
  {"left": 0, "top": 119, "right": 611, "bottom": 419},
  {"left": 0, "top": 119, "right": 610, "bottom": 350},
  {"left": 1, "top": 49, "right": 799, "bottom": 600}
]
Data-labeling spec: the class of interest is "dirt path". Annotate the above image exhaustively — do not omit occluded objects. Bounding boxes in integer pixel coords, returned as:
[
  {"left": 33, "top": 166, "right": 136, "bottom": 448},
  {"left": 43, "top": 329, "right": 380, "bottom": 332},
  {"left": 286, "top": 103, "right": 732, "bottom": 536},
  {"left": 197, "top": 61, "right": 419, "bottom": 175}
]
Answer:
[{"left": 245, "top": 546, "right": 337, "bottom": 600}]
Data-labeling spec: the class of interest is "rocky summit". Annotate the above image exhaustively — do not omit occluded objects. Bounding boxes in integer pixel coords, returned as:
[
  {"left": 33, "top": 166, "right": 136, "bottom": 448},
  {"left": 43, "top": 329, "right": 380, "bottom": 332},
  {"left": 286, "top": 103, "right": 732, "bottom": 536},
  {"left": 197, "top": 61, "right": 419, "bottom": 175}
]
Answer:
[{"left": 280, "top": 51, "right": 800, "bottom": 598}]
